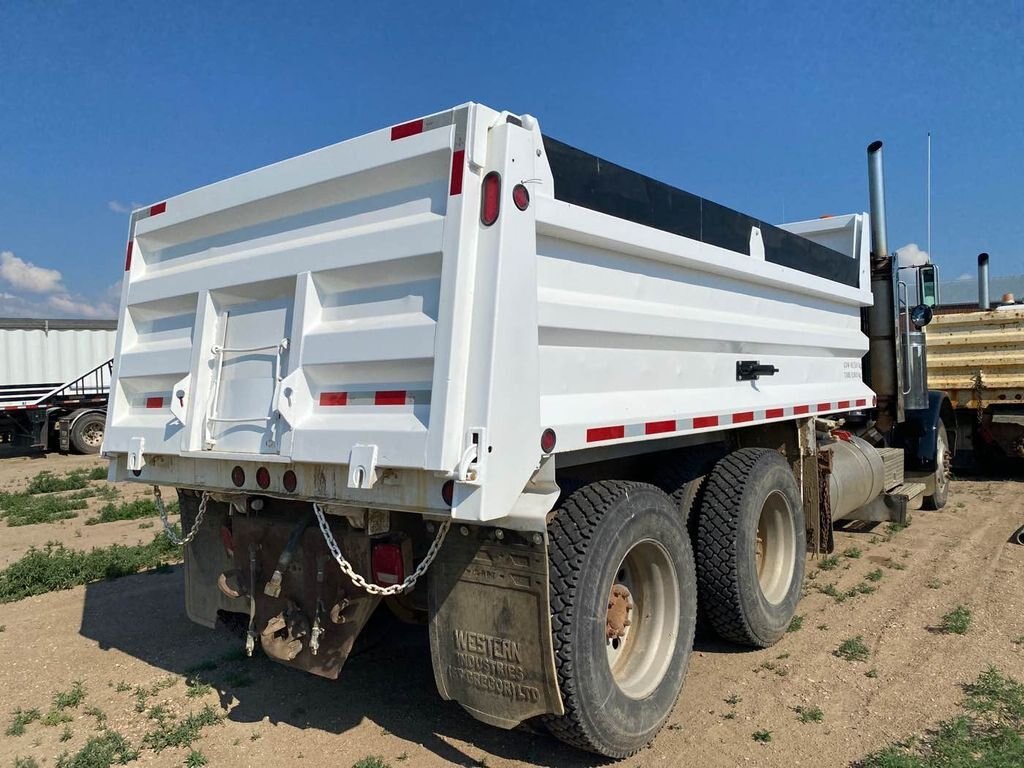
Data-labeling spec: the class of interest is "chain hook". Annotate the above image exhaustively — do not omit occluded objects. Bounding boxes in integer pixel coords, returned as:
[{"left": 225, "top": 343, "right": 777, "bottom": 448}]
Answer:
[{"left": 154, "top": 486, "right": 210, "bottom": 546}]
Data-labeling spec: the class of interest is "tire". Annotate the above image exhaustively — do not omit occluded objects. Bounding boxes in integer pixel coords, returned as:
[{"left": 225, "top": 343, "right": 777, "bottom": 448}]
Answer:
[
  {"left": 647, "top": 448, "right": 725, "bottom": 538},
  {"left": 70, "top": 412, "right": 105, "bottom": 454},
  {"left": 923, "top": 423, "right": 950, "bottom": 510},
  {"left": 544, "top": 481, "right": 697, "bottom": 758},
  {"left": 696, "top": 448, "right": 805, "bottom": 648}
]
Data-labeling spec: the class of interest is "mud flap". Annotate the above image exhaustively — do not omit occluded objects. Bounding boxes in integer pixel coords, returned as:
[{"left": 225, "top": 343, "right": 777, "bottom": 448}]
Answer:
[{"left": 428, "top": 529, "right": 563, "bottom": 728}]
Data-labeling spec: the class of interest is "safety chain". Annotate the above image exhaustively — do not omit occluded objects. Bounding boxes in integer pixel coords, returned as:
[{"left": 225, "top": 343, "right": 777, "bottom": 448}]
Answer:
[
  {"left": 313, "top": 502, "right": 450, "bottom": 596},
  {"left": 154, "top": 486, "right": 210, "bottom": 546}
]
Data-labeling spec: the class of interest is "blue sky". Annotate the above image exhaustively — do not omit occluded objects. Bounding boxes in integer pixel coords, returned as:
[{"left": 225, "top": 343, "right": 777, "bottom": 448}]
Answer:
[{"left": 1, "top": 1, "right": 1021, "bottom": 317}]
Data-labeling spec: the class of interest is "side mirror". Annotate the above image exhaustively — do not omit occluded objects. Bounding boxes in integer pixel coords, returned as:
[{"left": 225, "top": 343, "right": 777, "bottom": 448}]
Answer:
[
  {"left": 910, "top": 303, "right": 934, "bottom": 329},
  {"left": 918, "top": 264, "right": 939, "bottom": 307}
]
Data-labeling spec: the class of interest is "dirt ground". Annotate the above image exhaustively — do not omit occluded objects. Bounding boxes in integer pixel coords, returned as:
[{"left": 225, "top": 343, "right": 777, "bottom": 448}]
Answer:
[{"left": 0, "top": 453, "right": 1022, "bottom": 768}]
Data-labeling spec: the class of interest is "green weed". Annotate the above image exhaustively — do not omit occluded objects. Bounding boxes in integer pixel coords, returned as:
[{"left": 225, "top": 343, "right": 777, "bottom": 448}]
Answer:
[
  {"left": 85, "top": 498, "right": 175, "bottom": 526},
  {"left": 6, "top": 707, "right": 41, "bottom": 736},
  {"left": 835, "top": 636, "right": 870, "bottom": 662},
  {"left": 795, "top": 705, "right": 824, "bottom": 723},
  {"left": 141, "top": 704, "right": 222, "bottom": 752},
  {"left": 352, "top": 759, "right": 391, "bottom": 768},
  {"left": 843, "top": 546, "right": 863, "bottom": 559},
  {"left": 55, "top": 730, "right": 139, "bottom": 768},
  {"left": 787, "top": 615, "right": 804, "bottom": 632},
  {"left": 752, "top": 729, "right": 772, "bottom": 743},
  {"left": 866, "top": 569, "right": 884, "bottom": 582},
  {"left": 818, "top": 555, "right": 840, "bottom": 571},
  {"left": 185, "top": 750, "right": 209, "bottom": 768},
  {"left": 939, "top": 605, "right": 972, "bottom": 635}
]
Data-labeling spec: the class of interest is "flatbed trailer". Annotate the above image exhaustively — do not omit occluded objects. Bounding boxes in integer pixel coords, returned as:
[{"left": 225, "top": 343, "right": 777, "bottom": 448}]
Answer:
[
  {"left": 0, "top": 318, "right": 116, "bottom": 455},
  {"left": 103, "top": 104, "right": 952, "bottom": 757}
]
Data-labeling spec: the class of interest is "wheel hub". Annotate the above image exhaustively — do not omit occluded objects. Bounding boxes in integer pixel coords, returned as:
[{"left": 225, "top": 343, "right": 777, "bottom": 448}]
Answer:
[{"left": 606, "top": 583, "right": 633, "bottom": 642}]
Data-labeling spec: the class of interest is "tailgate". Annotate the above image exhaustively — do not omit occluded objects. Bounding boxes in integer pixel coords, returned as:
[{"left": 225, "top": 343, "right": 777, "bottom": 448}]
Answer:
[{"left": 106, "top": 106, "right": 483, "bottom": 473}]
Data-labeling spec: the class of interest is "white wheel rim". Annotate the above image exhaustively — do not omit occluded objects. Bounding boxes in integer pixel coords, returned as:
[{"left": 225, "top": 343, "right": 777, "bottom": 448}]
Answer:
[
  {"left": 604, "top": 539, "right": 680, "bottom": 700},
  {"left": 756, "top": 490, "right": 796, "bottom": 604}
]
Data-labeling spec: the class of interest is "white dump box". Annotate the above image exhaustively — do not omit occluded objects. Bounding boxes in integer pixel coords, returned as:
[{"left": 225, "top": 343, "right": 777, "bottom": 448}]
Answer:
[
  {"left": 1, "top": 318, "right": 117, "bottom": 408},
  {"left": 105, "top": 103, "right": 875, "bottom": 529}
]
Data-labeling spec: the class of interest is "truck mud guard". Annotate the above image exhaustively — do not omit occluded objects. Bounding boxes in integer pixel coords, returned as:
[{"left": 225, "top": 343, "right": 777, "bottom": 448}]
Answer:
[
  {"left": 428, "top": 527, "right": 563, "bottom": 728},
  {"left": 893, "top": 390, "right": 955, "bottom": 473}
]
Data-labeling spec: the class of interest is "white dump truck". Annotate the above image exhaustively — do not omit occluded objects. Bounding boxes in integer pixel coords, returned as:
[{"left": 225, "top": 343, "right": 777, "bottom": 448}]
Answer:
[
  {"left": 0, "top": 318, "right": 116, "bottom": 455},
  {"left": 103, "top": 104, "right": 953, "bottom": 758}
]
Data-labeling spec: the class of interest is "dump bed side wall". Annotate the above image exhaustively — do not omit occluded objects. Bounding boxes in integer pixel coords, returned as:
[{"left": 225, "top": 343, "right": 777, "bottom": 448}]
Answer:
[
  {"left": 0, "top": 326, "right": 116, "bottom": 407},
  {"left": 926, "top": 308, "right": 1024, "bottom": 409}
]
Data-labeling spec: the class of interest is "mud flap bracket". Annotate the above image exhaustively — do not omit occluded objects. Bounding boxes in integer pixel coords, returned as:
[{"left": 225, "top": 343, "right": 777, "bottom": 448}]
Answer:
[{"left": 428, "top": 530, "right": 563, "bottom": 728}]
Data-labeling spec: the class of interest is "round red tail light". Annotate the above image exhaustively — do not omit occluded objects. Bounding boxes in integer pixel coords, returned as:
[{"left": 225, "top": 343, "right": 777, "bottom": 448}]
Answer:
[
  {"left": 481, "top": 172, "right": 501, "bottom": 226},
  {"left": 513, "top": 183, "right": 530, "bottom": 211},
  {"left": 282, "top": 470, "right": 297, "bottom": 492},
  {"left": 441, "top": 480, "right": 455, "bottom": 507},
  {"left": 255, "top": 467, "right": 271, "bottom": 489},
  {"left": 231, "top": 466, "right": 245, "bottom": 487},
  {"left": 541, "top": 428, "right": 557, "bottom": 453}
]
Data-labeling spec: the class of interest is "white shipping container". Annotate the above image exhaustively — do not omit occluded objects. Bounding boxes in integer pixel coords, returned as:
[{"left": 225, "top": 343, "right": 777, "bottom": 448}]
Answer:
[{"left": 0, "top": 319, "right": 117, "bottom": 407}]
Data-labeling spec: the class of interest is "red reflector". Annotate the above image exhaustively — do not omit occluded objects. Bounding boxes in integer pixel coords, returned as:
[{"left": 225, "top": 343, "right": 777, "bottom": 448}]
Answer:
[
  {"left": 586, "top": 425, "right": 624, "bottom": 442},
  {"left": 231, "top": 466, "right": 245, "bottom": 487},
  {"left": 145, "top": 396, "right": 164, "bottom": 409},
  {"left": 125, "top": 240, "right": 134, "bottom": 271},
  {"left": 766, "top": 408, "right": 785, "bottom": 419},
  {"left": 319, "top": 391, "right": 348, "bottom": 406},
  {"left": 856, "top": 399, "right": 867, "bottom": 407},
  {"left": 513, "top": 183, "right": 530, "bottom": 211},
  {"left": 732, "top": 411, "right": 755, "bottom": 424},
  {"left": 372, "top": 543, "right": 405, "bottom": 586},
  {"left": 282, "top": 470, "right": 297, "bottom": 493},
  {"left": 793, "top": 405, "right": 810, "bottom": 415},
  {"left": 837, "top": 400, "right": 850, "bottom": 409},
  {"left": 541, "top": 428, "right": 557, "bottom": 453},
  {"left": 149, "top": 201, "right": 166, "bottom": 216},
  {"left": 481, "top": 171, "right": 501, "bottom": 226},
  {"left": 693, "top": 415, "right": 719, "bottom": 429},
  {"left": 375, "top": 390, "right": 406, "bottom": 406},
  {"left": 391, "top": 119, "right": 423, "bottom": 141},
  {"left": 441, "top": 480, "right": 455, "bottom": 506},
  {"left": 645, "top": 420, "right": 676, "bottom": 435},
  {"left": 450, "top": 149, "right": 465, "bottom": 196},
  {"left": 816, "top": 403, "right": 831, "bottom": 412},
  {"left": 256, "top": 467, "right": 271, "bottom": 489}
]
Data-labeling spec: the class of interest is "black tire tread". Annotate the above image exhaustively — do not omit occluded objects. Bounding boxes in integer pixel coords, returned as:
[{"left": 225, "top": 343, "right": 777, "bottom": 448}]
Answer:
[{"left": 696, "top": 448, "right": 784, "bottom": 647}]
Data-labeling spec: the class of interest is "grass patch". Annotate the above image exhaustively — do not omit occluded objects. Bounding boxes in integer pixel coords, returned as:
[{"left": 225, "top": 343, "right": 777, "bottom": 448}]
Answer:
[
  {"left": 818, "top": 555, "right": 840, "bottom": 571},
  {"left": 53, "top": 681, "right": 87, "bottom": 710},
  {"left": 185, "top": 751, "right": 209, "bottom": 768},
  {"left": 0, "top": 492, "right": 88, "bottom": 526},
  {"left": 186, "top": 678, "right": 214, "bottom": 699},
  {"left": 113, "top": 680, "right": 130, "bottom": 693},
  {"left": 787, "top": 614, "right": 804, "bottom": 633},
  {"left": 42, "top": 709, "right": 72, "bottom": 726},
  {"left": 939, "top": 605, "right": 972, "bottom": 635},
  {"left": 725, "top": 694, "right": 742, "bottom": 706},
  {"left": 855, "top": 581, "right": 877, "bottom": 595},
  {"left": 141, "top": 704, "right": 222, "bottom": 752},
  {"left": 926, "top": 578, "right": 943, "bottom": 589},
  {"left": 13, "top": 758, "right": 39, "bottom": 768},
  {"left": 353, "top": 759, "right": 391, "bottom": 768},
  {"left": 6, "top": 707, "right": 41, "bottom": 736},
  {"left": 884, "top": 522, "right": 908, "bottom": 541},
  {"left": 85, "top": 498, "right": 174, "bottom": 526},
  {"left": 752, "top": 729, "right": 772, "bottom": 743},
  {"left": 866, "top": 568, "right": 884, "bottom": 582},
  {"left": 25, "top": 470, "right": 91, "bottom": 494},
  {"left": 60, "top": 724, "right": 73, "bottom": 742},
  {"left": 857, "top": 666, "right": 1024, "bottom": 767},
  {"left": 843, "top": 546, "right": 863, "bottom": 559},
  {"left": 866, "top": 668, "right": 879, "bottom": 679},
  {"left": 835, "top": 636, "right": 871, "bottom": 662},
  {"left": 795, "top": 705, "right": 824, "bottom": 723},
  {"left": 0, "top": 534, "right": 181, "bottom": 603},
  {"left": 56, "top": 730, "right": 139, "bottom": 768},
  {"left": 87, "top": 467, "right": 108, "bottom": 481}
]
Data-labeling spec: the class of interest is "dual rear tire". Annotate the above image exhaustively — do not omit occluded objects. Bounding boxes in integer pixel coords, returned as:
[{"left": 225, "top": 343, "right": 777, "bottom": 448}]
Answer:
[{"left": 544, "top": 449, "right": 805, "bottom": 756}]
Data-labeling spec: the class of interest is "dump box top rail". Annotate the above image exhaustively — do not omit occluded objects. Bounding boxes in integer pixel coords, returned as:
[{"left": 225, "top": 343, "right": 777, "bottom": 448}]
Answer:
[{"left": 105, "top": 103, "right": 874, "bottom": 523}]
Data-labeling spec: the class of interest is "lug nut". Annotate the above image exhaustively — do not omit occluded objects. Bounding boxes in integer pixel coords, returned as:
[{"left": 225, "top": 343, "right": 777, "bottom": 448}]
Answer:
[
  {"left": 495, "top": 529, "right": 504, "bottom": 540},
  {"left": 532, "top": 533, "right": 543, "bottom": 545},
  {"left": 460, "top": 526, "right": 470, "bottom": 537}
]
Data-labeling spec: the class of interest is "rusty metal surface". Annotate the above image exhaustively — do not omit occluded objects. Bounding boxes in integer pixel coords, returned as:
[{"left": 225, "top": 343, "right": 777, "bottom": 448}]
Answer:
[
  {"left": 230, "top": 510, "right": 380, "bottom": 679},
  {"left": 428, "top": 529, "right": 563, "bottom": 729}
]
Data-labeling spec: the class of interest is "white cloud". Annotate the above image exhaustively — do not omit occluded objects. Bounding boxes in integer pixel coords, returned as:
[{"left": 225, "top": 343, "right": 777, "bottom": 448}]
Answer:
[
  {"left": 0, "top": 251, "right": 64, "bottom": 293},
  {"left": 107, "top": 200, "right": 142, "bottom": 214},
  {"left": 47, "top": 294, "right": 117, "bottom": 319},
  {"left": 894, "top": 243, "right": 929, "bottom": 268},
  {"left": 956, "top": 273, "right": 973, "bottom": 281}
]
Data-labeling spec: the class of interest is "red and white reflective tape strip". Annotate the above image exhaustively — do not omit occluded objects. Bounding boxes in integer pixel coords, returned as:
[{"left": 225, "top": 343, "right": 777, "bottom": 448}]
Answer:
[
  {"left": 389, "top": 108, "right": 468, "bottom": 197},
  {"left": 319, "top": 390, "right": 430, "bottom": 407},
  {"left": 585, "top": 397, "right": 873, "bottom": 444}
]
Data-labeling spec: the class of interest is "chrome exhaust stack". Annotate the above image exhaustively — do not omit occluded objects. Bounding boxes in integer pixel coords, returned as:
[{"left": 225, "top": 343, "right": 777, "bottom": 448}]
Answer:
[{"left": 978, "top": 253, "right": 990, "bottom": 310}]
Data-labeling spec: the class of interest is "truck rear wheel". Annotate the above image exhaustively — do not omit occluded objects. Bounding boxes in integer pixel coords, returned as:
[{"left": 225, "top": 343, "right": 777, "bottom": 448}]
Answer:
[
  {"left": 696, "top": 448, "right": 804, "bottom": 648},
  {"left": 545, "top": 481, "right": 697, "bottom": 758},
  {"left": 70, "top": 412, "right": 105, "bottom": 454}
]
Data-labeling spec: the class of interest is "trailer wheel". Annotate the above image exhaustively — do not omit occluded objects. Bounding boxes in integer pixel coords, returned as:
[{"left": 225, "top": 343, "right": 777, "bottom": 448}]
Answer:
[
  {"left": 70, "top": 412, "right": 105, "bottom": 454},
  {"left": 545, "top": 481, "right": 697, "bottom": 758},
  {"left": 923, "top": 423, "right": 951, "bottom": 510},
  {"left": 696, "top": 448, "right": 804, "bottom": 648}
]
